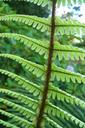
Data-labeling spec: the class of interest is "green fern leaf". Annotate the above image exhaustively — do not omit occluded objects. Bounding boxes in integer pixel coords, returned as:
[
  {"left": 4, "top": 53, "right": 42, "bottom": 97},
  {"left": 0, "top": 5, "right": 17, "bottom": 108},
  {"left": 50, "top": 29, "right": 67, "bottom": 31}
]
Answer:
[
  {"left": 49, "top": 85, "right": 85, "bottom": 108},
  {"left": 1, "top": 1, "right": 85, "bottom": 127},
  {"left": 3, "top": 0, "right": 85, "bottom": 7},
  {"left": 1, "top": 85, "right": 85, "bottom": 117},
  {"left": 1, "top": 59, "right": 85, "bottom": 86},
  {"left": 52, "top": 65, "right": 85, "bottom": 83},
  {"left": 2, "top": 86, "right": 85, "bottom": 127},
  {"left": 0, "top": 90, "right": 63, "bottom": 127},
  {"left": 45, "top": 116, "right": 63, "bottom": 128},
  {"left": 55, "top": 17, "right": 85, "bottom": 35},
  {"left": 54, "top": 43, "right": 85, "bottom": 60},
  {"left": 47, "top": 103, "right": 85, "bottom": 128},
  {"left": 0, "top": 53, "right": 44, "bottom": 77},
  {"left": 0, "top": 33, "right": 85, "bottom": 60},
  {"left": 0, "top": 71, "right": 85, "bottom": 127},
  {"left": 27, "top": 0, "right": 49, "bottom": 7},
  {"left": 0, "top": 15, "right": 49, "bottom": 32},
  {"left": 0, "top": 15, "right": 85, "bottom": 35},
  {"left": 57, "top": 0, "right": 85, "bottom": 6},
  {"left": 0, "top": 109, "right": 32, "bottom": 128},
  {"left": 0, "top": 33, "right": 48, "bottom": 59},
  {"left": 0, "top": 98, "right": 35, "bottom": 120},
  {"left": 0, "top": 69, "right": 41, "bottom": 96},
  {"left": 0, "top": 119, "right": 19, "bottom": 128},
  {"left": 0, "top": 88, "right": 38, "bottom": 110},
  {"left": 0, "top": 90, "right": 61, "bottom": 127},
  {"left": 23, "top": 0, "right": 85, "bottom": 7},
  {"left": 3, "top": 0, "right": 49, "bottom": 7},
  {"left": 23, "top": 0, "right": 49, "bottom": 7}
]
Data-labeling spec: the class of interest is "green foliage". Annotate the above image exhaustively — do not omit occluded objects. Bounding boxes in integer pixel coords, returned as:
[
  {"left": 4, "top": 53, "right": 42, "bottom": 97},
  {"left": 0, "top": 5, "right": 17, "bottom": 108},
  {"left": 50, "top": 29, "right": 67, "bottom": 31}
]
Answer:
[
  {"left": 3, "top": 0, "right": 85, "bottom": 7},
  {"left": 1, "top": 14, "right": 85, "bottom": 35},
  {"left": 0, "top": 1, "right": 85, "bottom": 128}
]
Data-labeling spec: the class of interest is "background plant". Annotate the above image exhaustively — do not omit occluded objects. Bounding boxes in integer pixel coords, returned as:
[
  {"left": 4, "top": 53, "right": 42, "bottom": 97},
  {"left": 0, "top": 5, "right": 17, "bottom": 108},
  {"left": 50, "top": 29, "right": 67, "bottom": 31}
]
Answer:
[{"left": 0, "top": 0, "right": 85, "bottom": 128}]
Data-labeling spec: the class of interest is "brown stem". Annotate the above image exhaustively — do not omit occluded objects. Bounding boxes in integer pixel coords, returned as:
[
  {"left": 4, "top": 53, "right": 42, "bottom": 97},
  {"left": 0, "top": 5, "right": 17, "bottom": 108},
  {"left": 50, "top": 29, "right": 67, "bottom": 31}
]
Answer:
[{"left": 36, "top": 0, "right": 57, "bottom": 127}]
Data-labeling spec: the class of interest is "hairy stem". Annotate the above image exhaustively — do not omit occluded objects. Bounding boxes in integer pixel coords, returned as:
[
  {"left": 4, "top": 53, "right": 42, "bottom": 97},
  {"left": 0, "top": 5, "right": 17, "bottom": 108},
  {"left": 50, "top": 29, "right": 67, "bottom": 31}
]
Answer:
[{"left": 36, "top": 0, "right": 57, "bottom": 127}]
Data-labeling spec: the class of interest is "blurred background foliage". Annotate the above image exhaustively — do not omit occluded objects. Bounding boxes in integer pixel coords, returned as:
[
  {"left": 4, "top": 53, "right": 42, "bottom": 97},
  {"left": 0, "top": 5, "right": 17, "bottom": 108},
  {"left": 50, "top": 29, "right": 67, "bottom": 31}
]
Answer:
[{"left": 0, "top": 1, "right": 85, "bottom": 128}]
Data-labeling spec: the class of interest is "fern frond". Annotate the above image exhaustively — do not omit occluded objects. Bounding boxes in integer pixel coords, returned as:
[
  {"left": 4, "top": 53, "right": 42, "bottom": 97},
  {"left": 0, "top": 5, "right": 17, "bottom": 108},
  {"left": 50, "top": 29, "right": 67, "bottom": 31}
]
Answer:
[
  {"left": 1, "top": 75, "right": 83, "bottom": 127},
  {"left": 20, "top": 0, "right": 85, "bottom": 7},
  {"left": 0, "top": 89, "right": 63, "bottom": 128},
  {"left": 0, "top": 15, "right": 49, "bottom": 32},
  {"left": 0, "top": 109, "right": 32, "bottom": 128},
  {"left": 52, "top": 65, "right": 85, "bottom": 83},
  {"left": 0, "top": 88, "right": 38, "bottom": 110},
  {"left": 0, "top": 89, "right": 61, "bottom": 127},
  {"left": 0, "top": 33, "right": 85, "bottom": 60},
  {"left": 26, "top": 0, "right": 85, "bottom": 7},
  {"left": 2, "top": 87, "right": 85, "bottom": 128},
  {"left": 55, "top": 17, "right": 85, "bottom": 35},
  {"left": 49, "top": 85, "right": 85, "bottom": 109},
  {"left": 1, "top": 60, "right": 85, "bottom": 86},
  {"left": 0, "top": 119, "right": 19, "bottom": 128},
  {"left": 1, "top": 84, "right": 85, "bottom": 115},
  {"left": 0, "top": 109, "right": 62, "bottom": 128},
  {"left": 0, "top": 73, "right": 85, "bottom": 127},
  {"left": 0, "top": 69, "right": 41, "bottom": 96},
  {"left": 0, "top": 98, "right": 35, "bottom": 120},
  {"left": 45, "top": 116, "right": 63, "bottom": 128},
  {"left": 3, "top": 0, "right": 49, "bottom": 7},
  {"left": 0, "top": 33, "right": 48, "bottom": 59},
  {"left": 1, "top": 61, "right": 85, "bottom": 87},
  {"left": 57, "top": 0, "right": 85, "bottom": 6},
  {"left": 3, "top": 0, "right": 85, "bottom": 7},
  {"left": 47, "top": 103, "right": 85, "bottom": 128},
  {"left": 54, "top": 43, "right": 85, "bottom": 60},
  {"left": 1, "top": 1, "right": 85, "bottom": 127},
  {"left": 0, "top": 15, "right": 85, "bottom": 35},
  {"left": 1, "top": 90, "right": 85, "bottom": 128},
  {"left": 0, "top": 53, "right": 44, "bottom": 77},
  {"left": 24, "top": 0, "right": 49, "bottom": 7}
]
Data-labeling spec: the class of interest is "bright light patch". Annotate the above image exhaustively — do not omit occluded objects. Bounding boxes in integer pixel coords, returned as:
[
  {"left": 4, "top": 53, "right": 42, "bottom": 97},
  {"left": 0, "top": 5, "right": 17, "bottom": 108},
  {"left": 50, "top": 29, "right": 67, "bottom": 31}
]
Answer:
[{"left": 56, "top": 4, "right": 85, "bottom": 23}]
